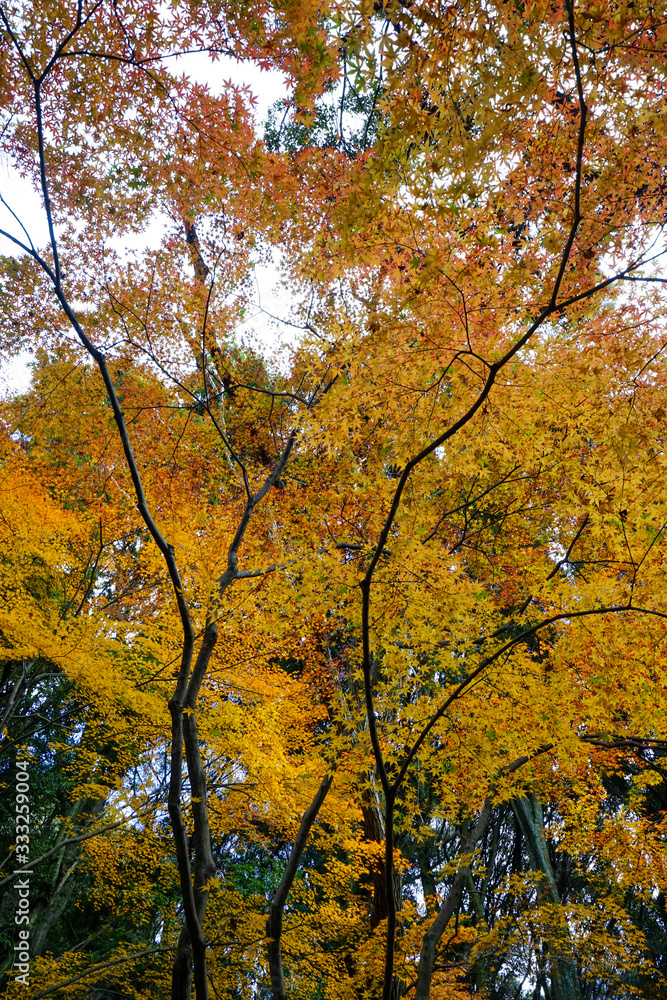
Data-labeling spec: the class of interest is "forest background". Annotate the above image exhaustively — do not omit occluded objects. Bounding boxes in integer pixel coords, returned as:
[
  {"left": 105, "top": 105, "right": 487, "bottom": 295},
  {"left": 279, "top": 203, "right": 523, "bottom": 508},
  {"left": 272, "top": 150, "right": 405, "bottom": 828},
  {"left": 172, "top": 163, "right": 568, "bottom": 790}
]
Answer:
[{"left": 2, "top": 2, "right": 667, "bottom": 999}]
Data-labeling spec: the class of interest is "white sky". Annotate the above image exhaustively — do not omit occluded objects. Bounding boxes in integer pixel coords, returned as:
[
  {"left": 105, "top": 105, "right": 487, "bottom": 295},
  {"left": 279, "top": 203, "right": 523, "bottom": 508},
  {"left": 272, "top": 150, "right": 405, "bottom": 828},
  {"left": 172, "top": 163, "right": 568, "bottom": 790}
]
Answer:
[{"left": 0, "top": 54, "right": 296, "bottom": 397}]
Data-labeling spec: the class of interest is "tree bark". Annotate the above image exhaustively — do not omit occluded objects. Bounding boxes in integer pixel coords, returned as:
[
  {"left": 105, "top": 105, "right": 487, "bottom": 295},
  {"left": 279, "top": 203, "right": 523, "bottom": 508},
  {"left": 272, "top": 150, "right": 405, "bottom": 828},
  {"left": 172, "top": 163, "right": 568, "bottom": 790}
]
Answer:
[
  {"left": 170, "top": 623, "right": 218, "bottom": 1000},
  {"left": 415, "top": 798, "right": 493, "bottom": 1000},
  {"left": 361, "top": 787, "right": 403, "bottom": 931},
  {"left": 511, "top": 796, "right": 582, "bottom": 1000},
  {"left": 266, "top": 771, "right": 334, "bottom": 1000}
]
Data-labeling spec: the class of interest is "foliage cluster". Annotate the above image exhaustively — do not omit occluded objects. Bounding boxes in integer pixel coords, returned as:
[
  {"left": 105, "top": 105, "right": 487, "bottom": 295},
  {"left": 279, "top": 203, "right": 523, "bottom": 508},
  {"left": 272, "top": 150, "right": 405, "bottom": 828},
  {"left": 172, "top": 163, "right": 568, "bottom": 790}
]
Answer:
[{"left": 2, "top": 1, "right": 667, "bottom": 999}]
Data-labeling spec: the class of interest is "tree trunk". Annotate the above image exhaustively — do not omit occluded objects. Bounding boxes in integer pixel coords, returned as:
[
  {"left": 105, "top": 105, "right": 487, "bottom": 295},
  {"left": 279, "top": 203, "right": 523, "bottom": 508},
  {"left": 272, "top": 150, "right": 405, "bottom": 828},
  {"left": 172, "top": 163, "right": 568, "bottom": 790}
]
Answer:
[
  {"left": 512, "top": 796, "right": 582, "bottom": 1000},
  {"left": 266, "top": 771, "right": 333, "bottom": 1000},
  {"left": 415, "top": 799, "right": 493, "bottom": 1000}
]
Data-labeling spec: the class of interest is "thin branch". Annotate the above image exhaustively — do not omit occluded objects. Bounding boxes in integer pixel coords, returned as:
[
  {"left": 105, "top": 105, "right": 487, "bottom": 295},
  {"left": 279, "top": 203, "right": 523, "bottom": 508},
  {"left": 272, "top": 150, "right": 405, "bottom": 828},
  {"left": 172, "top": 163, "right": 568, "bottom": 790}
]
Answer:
[
  {"left": 422, "top": 466, "right": 522, "bottom": 545},
  {"left": 548, "top": 0, "right": 588, "bottom": 307},
  {"left": 31, "top": 946, "right": 174, "bottom": 999},
  {"left": 0, "top": 6, "right": 35, "bottom": 80},
  {"left": 396, "top": 602, "right": 667, "bottom": 794},
  {"left": 0, "top": 821, "right": 123, "bottom": 889},
  {"left": 73, "top": 519, "right": 105, "bottom": 616},
  {"left": 0, "top": 193, "right": 37, "bottom": 252}
]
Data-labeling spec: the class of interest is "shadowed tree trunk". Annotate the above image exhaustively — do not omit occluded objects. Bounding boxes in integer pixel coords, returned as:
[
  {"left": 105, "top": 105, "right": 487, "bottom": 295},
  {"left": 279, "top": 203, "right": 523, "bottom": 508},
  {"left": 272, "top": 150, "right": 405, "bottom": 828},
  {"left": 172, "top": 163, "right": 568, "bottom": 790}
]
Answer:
[
  {"left": 512, "top": 795, "right": 582, "bottom": 1000},
  {"left": 415, "top": 798, "right": 493, "bottom": 1000},
  {"left": 266, "top": 772, "right": 334, "bottom": 1000},
  {"left": 361, "top": 785, "right": 402, "bottom": 932}
]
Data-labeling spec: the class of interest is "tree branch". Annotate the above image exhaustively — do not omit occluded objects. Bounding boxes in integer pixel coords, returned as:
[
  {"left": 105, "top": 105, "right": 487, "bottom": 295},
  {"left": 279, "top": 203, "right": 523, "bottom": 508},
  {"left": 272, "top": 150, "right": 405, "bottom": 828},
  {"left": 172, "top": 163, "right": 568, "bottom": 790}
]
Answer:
[{"left": 266, "top": 771, "right": 334, "bottom": 1000}]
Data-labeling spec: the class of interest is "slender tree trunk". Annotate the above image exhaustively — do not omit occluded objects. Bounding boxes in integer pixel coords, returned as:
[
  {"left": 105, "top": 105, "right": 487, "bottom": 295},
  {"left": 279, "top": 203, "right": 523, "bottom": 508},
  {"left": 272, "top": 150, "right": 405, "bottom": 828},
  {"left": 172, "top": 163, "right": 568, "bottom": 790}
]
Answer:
[
  {"left": 361, "top": 784, "right": 404, "bottom": 1000},
  {"left": 170, "top": 623, "right": 218, "bottom": 1000},
  {"left": 171, "top": 925, "right": 193, "bottom": 1000},
  {"left": 512, "top": 796, "right": 582, "bottom": 1000},
  {"left": 415, "top": 840, "right": 438, "bottom": 917},
  {"left": 415, "top": 799, "right": 493, "bottom": 1000},
  {"left": 266, "top": 772, "right": 334, "bottom": 1000},
  {"left": 26, "top": 796, "right": 105, "bottom": 960}
]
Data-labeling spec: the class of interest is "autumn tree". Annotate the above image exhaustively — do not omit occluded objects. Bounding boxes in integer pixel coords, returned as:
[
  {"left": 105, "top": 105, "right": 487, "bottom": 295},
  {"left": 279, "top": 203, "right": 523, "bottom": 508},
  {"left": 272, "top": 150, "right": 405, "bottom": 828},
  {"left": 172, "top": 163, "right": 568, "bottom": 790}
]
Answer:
[{"left": 3, "top": 1, "right": 667, "bottom": 999}]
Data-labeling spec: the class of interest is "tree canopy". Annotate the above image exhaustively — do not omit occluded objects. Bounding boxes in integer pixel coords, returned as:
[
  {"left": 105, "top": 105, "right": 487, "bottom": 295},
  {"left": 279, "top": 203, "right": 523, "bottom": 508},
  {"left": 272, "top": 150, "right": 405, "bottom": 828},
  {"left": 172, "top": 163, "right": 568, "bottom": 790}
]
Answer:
[{"left": 2, "top": 1, "right": 667, "bottom": 998}]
